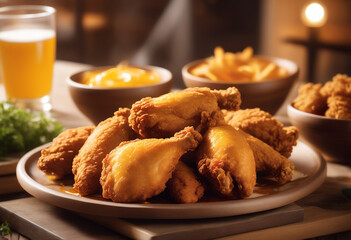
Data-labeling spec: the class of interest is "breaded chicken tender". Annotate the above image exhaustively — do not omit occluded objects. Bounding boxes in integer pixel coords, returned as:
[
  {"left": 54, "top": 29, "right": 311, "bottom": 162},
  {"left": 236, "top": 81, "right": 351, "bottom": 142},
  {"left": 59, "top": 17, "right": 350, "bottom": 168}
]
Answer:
[
  {"left": 292, "top": 83, "right": 327, "bottom": 115},
  {"left": 128, "top": 87, "right": 240, "bottom": 138},
  {"left": 37, "top": 126, "right": 94, "bottom": 179},
  {"left": 197, "top": 125, "right": 256, "bottom": 198},
  {"left": 320, "top": 74, "right": 351, "bottom": 97},
  {"left": 72, "top": 108, "right": 135, "bottom": 196},
  {"left": 100, "top": 127, "right": 202, "bottom": 203},
  {"left": 241, "top": 131, "right": 295, "bottom": 184},
  {"left": 167, "top": 161, "right": 205, "bottom": 203},
  {"left": 325, "top": 95, "right": 351, "bottom": 120},
  {"left": 223, "top": 108, "right": 299, "bottom": 158}
]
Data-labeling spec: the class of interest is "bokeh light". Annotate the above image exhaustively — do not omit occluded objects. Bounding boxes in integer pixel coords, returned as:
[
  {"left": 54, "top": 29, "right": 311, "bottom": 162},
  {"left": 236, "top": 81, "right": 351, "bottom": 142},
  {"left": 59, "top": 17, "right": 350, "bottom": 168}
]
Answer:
[{"left": 301, "top": 2, "right": 327, "bottom": 27}]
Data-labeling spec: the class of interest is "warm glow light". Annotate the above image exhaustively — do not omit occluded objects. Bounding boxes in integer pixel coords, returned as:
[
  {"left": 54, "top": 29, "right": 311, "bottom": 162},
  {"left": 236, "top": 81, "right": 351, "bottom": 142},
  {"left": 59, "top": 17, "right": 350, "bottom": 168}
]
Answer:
[
  {"left": 305, "top": 3, "right": 324, "bottom": 23},
  {"left": 301, "top": 2, "right": 327, "bottom": 27}
]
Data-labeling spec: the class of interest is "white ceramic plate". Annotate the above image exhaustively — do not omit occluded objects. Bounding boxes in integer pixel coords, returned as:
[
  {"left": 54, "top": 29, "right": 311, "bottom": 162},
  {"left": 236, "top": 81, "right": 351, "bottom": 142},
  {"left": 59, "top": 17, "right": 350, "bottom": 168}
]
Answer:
[{"left": 17, "top": 141, "right": 326, "bottom": 219}]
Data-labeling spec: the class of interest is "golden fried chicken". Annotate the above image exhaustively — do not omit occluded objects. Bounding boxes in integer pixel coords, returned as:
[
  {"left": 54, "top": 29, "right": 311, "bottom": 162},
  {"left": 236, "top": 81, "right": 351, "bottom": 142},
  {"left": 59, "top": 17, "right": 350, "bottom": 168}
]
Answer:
[
  {"left": 320, "top": 74, "right": 351, "bottom": 97},
  {"left": 197, "top": 125, "right": 256, "bottom": 199},
  {"left": 292, "top": 83, "right": 327, "bottom": 115},
  {"left": 72, "top": 108, "right": 135, "bottom": 196},
  {"left": 211, "top": 87, "right": 242, "bottom": 110},
  {"left": 241, "top": 131, "right": 295, "bottom": 184},
  {"left": 325, "top": 95, "right": 351, "bottom": 120},
  {"left": 128, "top": 87, "right": 241, "bottom": 138},
  {"left": 37, "top": 126, "right": 94, "bottom": 179},
  {"left": 223, "top": 108, "right": 299, "bottom": 158},
  {"left": 100, "top": 127, "right": 202, "bottom": 203},
  {"left": 320, "top": 74, "right": 351, "bottom": 120},
  {"left": 292, "top": 74, "right": 351, "bottom": 119},
  {"left": 167, "top": 161, "right": 205, "bottom": 203}
]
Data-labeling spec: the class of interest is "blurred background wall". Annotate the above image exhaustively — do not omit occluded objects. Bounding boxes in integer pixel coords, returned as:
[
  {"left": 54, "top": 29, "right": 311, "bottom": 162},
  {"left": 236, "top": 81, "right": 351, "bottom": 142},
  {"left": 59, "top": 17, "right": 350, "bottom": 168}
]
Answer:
[{"left": 0, "top": 0, "right": 350, "bottom": 90}]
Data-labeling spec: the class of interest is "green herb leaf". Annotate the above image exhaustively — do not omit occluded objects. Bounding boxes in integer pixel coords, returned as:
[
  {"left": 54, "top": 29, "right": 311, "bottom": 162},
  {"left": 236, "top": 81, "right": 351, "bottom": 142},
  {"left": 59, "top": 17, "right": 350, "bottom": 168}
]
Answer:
[
  {"left": 0, "top": 101, "right": 63, "bottom": 157},
  {"left": 0, "top": 221, "right": 11, "bottom": 236}
]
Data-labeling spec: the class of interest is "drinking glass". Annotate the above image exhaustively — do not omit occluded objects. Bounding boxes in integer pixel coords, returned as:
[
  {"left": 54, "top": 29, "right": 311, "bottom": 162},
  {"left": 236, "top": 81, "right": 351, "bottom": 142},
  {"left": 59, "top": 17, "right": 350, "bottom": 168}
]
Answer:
[{"left": 0, "top": 5, "right": 56, "bottom": 112}]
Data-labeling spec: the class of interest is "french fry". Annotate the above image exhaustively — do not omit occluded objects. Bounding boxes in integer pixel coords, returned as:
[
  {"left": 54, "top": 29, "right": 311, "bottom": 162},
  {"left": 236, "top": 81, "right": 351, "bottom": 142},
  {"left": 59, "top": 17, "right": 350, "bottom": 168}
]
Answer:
[
  {"left": 214, "top": 46, "right": 225, "bottom": 66},
  {"left": 190, "top": 47, "right": 289, "bottom": 82}
]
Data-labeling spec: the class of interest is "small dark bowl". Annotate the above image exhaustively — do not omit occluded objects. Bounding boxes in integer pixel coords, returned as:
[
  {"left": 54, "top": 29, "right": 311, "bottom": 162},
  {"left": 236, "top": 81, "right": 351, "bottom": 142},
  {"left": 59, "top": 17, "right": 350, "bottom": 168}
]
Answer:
[
  {"left": 287, "top": 104, "right": 351, "bottom": 164},
  {"left": 182, "top": 56, "right": 299, "bottom": 115},
  {"left": 67, "top": 65, "right": 172, "bottom": 125}
]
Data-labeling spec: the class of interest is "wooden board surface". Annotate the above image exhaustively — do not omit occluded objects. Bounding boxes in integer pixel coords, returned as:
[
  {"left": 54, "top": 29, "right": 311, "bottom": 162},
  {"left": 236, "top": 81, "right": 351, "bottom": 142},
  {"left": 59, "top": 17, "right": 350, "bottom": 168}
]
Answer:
[
  {"left": 0, "top": 197, "right": 126, "bottom": 240},
  {"left": 0, "top": 197, "right": 303, "bottom": 240},
  {"left": 82, "top": 204, "right": 303, "bottom": 240}
]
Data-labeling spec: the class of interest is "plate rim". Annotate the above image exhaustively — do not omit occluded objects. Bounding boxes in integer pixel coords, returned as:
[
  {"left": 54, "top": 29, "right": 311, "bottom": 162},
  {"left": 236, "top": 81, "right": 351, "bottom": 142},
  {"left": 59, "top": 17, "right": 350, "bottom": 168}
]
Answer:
[{"left": 16, "top": 141, "right": 327, "bottom": 219}]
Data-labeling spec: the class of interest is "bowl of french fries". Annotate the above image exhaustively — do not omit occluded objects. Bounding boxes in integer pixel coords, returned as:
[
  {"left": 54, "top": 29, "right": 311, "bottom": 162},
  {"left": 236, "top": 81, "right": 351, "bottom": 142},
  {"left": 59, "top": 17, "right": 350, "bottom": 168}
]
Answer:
[{"left": 182, "top": 47, "right": 299, "bottom": 114}]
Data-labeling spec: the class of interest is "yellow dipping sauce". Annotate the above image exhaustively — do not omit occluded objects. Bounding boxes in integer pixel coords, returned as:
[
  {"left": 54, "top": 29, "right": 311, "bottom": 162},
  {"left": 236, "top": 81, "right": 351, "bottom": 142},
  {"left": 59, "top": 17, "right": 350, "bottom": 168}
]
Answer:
[{"left": 82, "top": 64, "right": 161, "bottom": 87}]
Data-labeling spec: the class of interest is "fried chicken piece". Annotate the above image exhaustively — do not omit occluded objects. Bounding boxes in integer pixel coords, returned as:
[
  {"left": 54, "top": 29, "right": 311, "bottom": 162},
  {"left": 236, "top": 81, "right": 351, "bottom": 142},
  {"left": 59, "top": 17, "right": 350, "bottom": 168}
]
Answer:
[
  {"left": 241, "top": 131, "right": 295, "bottom": 184},
  {"left": 320, "top": 74, "right": 351, "bottom": 120},
  {"left": 292, "top": 74, "right": 351, "bottom": 119},
  {"left": 72, "top": 108, "right": 135, "bottom": 196},
  {"left": 128, "top": 87, "right": 240, "bottom": 138},
  {"left": 223, "top": 108, "right": 299, "bottom": 158},
  {"left": 292, "top": 83, "right": 327, "bottom": 115},
  {"left": 37, "top": 126, "right": 94, "bottom": 179},
  {"left": 197, "top": 125, "right": 256, "bottom": 199},
  {"left": 211, "top": 87, "right": 242, "bottom": 110},
  {"left": 320, "top": 74, "right": 351, "bottom": 97},
  {"left": 167, "top": 161, "right": 205, "bottom": 203},
  {"left": 325, "top": 95, "right": 351, "bottom": 120},
  {"left": 100, "top": 127, "right": 202, "bottom": 203}
]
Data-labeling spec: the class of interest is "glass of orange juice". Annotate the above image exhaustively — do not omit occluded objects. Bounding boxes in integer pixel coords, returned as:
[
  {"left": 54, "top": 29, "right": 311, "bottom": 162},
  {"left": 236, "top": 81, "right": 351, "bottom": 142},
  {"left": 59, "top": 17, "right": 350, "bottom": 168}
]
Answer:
[{"left": 0, "top": 5, "right": 56, "bottom": 112}]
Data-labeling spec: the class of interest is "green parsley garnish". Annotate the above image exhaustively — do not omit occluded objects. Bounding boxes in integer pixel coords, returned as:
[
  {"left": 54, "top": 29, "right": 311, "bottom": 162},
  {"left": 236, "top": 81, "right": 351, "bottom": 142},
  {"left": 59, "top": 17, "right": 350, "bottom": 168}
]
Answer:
[
  {"left": 0, "top": 221, "right": 11, "bottom": 236},
  {"left": 0, "top": 101, "right": 63, "bottom": 157}
]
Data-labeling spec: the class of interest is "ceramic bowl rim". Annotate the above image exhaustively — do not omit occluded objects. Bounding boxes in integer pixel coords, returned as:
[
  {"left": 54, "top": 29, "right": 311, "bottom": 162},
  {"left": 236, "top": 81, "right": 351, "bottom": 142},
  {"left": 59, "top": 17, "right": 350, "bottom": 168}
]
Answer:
[
  {"left": 66, "top": 65, "right": 172, "bottom": 91},
  {"left": 287, "top": 103, "right": 351, "bottom": 123}
]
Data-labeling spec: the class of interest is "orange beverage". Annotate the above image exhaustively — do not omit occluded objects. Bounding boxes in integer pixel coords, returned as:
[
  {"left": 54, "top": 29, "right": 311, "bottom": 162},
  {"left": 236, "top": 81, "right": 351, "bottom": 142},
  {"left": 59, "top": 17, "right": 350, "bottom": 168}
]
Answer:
[{"left": 0, "top": 29, "right": 56, "bottom": 99}]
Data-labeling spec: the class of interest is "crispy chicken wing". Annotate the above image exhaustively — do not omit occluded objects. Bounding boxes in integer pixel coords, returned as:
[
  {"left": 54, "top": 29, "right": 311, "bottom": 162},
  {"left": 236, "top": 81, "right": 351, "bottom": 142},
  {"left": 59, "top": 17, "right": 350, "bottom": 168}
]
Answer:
[
  {"left": 72, "top": 108, "right": 135, "bottom": 196},
  {"left": 197, "top": 125, "right": 256, "bottom": 198},
  {"left": 100, "top": 127, "right": 202, "bottom": 203},
  {"left": 167, "top": 161, "right": 205, "bottom": 203},
  {"left": 241, "top": 131, "right": 294, "bottom": 184},
  {"left": 128, "top": 87, "right": 240, "bottom": 138},
  {"left": 292, "top": 83, "right": 327, "bottom": 115},
  {"left": 37, "top": 126, "right": 94, "bottom": 179},
  {"left": 223, "top": 108, "right": 299, "bottom": 158}
]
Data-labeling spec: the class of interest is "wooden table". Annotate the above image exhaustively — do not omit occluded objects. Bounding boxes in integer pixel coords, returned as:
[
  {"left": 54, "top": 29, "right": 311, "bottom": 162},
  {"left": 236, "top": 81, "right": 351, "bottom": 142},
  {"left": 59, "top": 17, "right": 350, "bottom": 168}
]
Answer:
[{"left": 0, "top": 60, "right": 351, "bottom": 240}]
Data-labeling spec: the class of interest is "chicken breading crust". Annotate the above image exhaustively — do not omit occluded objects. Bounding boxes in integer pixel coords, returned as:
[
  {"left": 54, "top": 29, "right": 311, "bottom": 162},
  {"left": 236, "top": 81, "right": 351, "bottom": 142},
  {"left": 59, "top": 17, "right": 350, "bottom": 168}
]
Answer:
[
  {"left": 223, "top": 108, "right": 299, "bottom": 158},
  {"left": 37, "top": 126, "right": 94, "bottom": 179}
]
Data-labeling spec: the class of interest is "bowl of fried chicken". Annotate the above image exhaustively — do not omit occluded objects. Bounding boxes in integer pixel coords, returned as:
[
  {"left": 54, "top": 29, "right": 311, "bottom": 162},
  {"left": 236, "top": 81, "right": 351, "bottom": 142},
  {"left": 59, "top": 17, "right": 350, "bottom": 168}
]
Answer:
[
  {"left": 288, "top": 74, "right": 351, "bottom": 163},
  {"left": 67, "top": 64, "right": 172, "bottom": 125},
  {"left": 182, "top": 47, "right": 299, "bottom": 115}
]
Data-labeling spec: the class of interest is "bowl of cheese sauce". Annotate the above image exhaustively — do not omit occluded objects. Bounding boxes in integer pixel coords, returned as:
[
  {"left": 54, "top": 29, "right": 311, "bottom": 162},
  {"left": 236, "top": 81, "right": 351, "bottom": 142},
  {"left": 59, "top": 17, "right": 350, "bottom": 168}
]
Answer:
[
  {"left": 67, "top": 64, "right": 172, "bottom": 125},
  {"left": 81, "top": 63, "right": 162, "bottom": 88}
]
